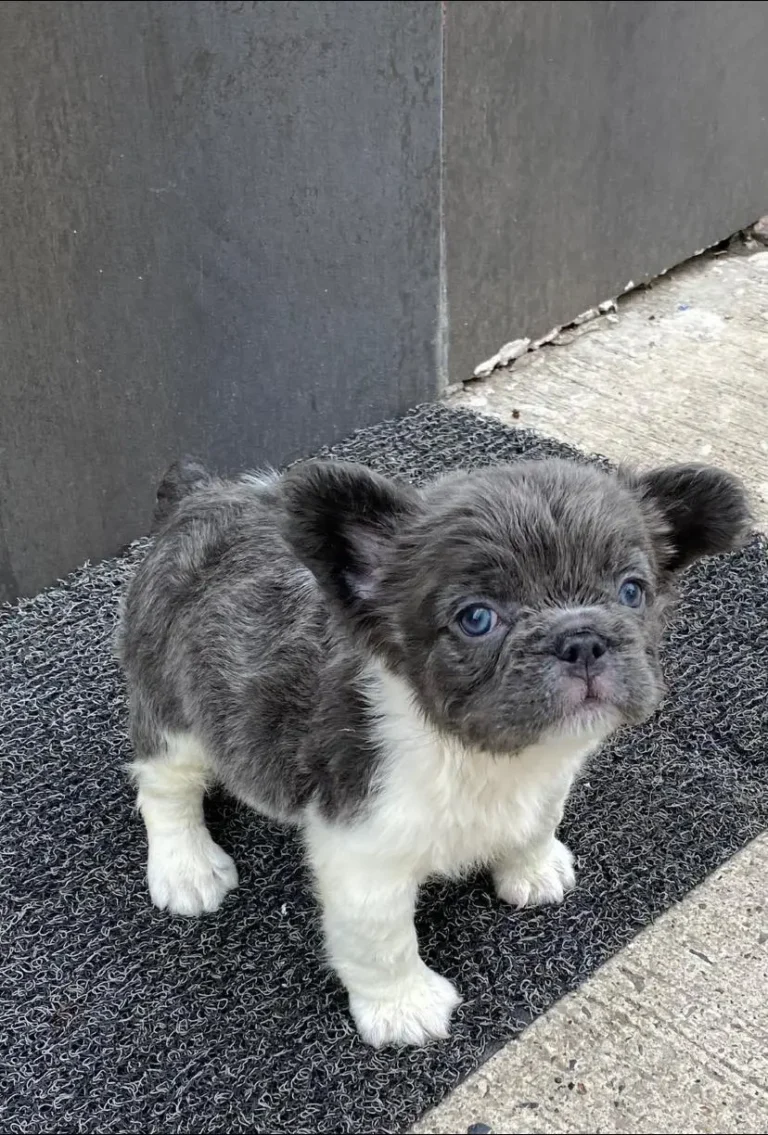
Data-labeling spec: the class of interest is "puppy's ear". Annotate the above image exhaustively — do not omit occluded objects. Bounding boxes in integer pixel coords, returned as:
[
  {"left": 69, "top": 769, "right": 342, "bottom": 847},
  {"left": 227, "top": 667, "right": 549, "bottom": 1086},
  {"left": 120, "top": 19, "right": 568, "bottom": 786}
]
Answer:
[
  {"left": 280, "top": 459, "right": 420, "bottom": 614},
  {"left": 154, "top": 457, "right": 212, "bottom": 529},
  {"left": 633, "top": 464, "right": 751, "bottom": 571}
]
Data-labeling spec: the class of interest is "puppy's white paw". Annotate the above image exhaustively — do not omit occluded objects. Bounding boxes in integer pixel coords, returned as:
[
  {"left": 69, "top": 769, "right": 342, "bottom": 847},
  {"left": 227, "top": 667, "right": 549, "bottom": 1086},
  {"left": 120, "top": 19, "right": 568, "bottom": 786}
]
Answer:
[
  {"left": 349, "top": 966, "right": 462, "bottom": 1048},
  {"left": 494, "top": 838, "right": 576, "bottom": 908},
  {"left": 147, "top": 831, "right": 238, "bottom": 916}
]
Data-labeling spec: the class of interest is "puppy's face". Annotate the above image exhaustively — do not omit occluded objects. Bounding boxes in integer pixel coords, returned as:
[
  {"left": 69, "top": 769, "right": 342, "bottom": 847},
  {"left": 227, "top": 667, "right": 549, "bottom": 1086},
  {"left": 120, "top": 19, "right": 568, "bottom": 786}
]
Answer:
[
  {"left": 282, "top": 457, "right": 750, "bottom": 755},
  {"left": 382, "top": 463, "right": 670, "bottom": 751}
]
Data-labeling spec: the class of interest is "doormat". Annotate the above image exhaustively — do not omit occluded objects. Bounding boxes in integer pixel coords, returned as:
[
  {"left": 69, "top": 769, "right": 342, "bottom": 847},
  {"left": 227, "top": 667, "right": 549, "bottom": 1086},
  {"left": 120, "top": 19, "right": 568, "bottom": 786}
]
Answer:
[{"left": 2, "top": 404, "right": 766, "bottom": 1134}]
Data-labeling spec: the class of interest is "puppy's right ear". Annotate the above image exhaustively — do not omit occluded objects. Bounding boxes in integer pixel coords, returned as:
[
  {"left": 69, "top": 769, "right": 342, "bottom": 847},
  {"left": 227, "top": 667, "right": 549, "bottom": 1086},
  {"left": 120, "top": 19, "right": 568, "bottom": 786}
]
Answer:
[{"left": 280, "top": 459, "right": 420, "bottom": 618}]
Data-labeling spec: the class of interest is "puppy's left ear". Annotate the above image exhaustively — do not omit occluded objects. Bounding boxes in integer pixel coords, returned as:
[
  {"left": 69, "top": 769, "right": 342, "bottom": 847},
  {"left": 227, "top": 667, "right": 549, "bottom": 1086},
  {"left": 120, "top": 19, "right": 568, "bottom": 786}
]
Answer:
[
  {"left": 280, "top": 458, "right": 421, "bottom": 621},
  {"left": 633, "top": 464, "right": 752, "bottom": 572}
]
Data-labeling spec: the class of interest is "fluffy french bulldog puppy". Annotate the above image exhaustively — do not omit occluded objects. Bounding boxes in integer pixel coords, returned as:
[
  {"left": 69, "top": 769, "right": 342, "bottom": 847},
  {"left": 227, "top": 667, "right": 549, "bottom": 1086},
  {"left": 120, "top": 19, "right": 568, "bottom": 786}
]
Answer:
[{"left": 117, "top": 454, "right": 750, "bottom": 1047}]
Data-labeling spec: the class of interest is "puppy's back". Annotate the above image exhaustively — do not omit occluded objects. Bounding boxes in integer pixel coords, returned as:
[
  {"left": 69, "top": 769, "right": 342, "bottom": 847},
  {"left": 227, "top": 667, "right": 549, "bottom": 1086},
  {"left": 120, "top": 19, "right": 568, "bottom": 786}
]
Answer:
[{"left": 117, "top": 465, "right": 323, "bottom": 692}]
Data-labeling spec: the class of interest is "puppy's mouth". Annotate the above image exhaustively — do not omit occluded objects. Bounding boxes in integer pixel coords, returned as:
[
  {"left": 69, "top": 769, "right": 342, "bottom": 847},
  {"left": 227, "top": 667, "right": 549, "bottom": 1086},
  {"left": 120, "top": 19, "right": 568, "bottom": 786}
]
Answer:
[
  {"left": 563, "top": 672, "right": 614, "bottom": 709},
  {"left": 556, "top": 673, "right": 624, "bottom": 734}
]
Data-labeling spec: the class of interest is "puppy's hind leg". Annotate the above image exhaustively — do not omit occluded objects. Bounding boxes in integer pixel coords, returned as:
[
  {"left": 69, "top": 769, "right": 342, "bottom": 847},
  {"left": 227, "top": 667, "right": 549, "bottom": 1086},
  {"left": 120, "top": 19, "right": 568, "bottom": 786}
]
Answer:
[{"left": 131, "top": 733, "right": 238, "bottom": 916}]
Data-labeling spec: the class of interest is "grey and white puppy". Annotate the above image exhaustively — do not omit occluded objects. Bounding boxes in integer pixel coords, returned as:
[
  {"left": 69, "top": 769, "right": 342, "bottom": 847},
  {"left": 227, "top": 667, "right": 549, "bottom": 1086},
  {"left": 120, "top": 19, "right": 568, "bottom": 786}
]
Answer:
[{"left": 117, "top": 454, "right": 750, "bottom": 1047}]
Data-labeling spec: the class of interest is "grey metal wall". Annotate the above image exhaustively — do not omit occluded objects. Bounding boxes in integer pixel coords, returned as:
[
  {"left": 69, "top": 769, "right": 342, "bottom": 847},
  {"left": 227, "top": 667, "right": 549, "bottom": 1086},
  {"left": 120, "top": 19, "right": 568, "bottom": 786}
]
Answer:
[
  {"left": 0, "top": 1, "right": 442, "bottom": 599},
  {"left": 2, "top": 1, "right": 767, "bottom": 599},
  {"left": 444, "top": 0, "right": 768, "bottom": 377}
]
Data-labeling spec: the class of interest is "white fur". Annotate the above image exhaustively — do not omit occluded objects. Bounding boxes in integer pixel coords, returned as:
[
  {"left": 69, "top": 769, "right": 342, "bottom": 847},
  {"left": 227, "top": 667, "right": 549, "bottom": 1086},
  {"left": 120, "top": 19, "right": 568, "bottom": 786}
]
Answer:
[
  {"left": 239, "top": 468, "right": 280, "bottom": 490},
  {"left": 304, "top": 662, "right": 606, "bottom": 1047},
  {"left": 492, "top": 836, "right": 576, "bottom": 907},
  {"left": 132, "top": 733, "right": 238, "bottom": 917}
]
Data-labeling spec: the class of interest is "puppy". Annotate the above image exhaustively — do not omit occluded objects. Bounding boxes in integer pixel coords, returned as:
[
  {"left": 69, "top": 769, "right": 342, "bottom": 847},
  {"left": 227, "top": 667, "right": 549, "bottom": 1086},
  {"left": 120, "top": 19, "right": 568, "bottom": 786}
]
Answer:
[{"left": 117, "top": 454, "right": 750, "bottom": 1047}]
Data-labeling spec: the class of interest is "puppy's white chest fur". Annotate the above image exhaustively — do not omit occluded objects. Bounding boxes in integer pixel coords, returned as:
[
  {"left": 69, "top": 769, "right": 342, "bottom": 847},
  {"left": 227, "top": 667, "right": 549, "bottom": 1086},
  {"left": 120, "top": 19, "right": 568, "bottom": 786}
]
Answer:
[{"left": 359, "top": 664, "right": 596, "bottom": 879}]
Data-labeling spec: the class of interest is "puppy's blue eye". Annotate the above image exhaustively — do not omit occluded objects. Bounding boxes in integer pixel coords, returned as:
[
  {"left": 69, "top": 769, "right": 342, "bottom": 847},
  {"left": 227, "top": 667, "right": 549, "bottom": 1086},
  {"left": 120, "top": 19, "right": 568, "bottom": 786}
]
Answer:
[
  {"left": 618, "top": 580, "right": 645, "bottom": 608},
  {"left": 457, "top": 605, "right": 498, "bottom": 636}
]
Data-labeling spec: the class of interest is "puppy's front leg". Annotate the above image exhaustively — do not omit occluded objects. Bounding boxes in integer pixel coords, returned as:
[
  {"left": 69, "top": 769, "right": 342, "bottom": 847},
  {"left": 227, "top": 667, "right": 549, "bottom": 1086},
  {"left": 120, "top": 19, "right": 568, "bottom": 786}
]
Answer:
[
  {"left": 492, "top": 835, "right": 576, "bottom": 908},
  {"left": 492, "top": 781, "right": 577, "bottom": 908},
  {"left": 305, "top": 817, "right": 461, "bottom": 1048}
]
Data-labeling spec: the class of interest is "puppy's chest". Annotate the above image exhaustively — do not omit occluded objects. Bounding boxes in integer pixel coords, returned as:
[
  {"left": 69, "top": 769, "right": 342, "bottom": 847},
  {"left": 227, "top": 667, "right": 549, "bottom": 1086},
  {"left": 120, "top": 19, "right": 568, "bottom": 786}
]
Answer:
[{"left": 372, "top": 729, "right": 584, "bottom": 877}]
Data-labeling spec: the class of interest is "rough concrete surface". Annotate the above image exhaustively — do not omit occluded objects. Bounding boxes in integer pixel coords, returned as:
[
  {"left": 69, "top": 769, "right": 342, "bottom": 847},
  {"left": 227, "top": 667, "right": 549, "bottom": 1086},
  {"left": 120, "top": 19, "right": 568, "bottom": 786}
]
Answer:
[
  {"left": 417, "top": 247, "right": 768, "bottom": 1135},
  {"left": 455, "top": 246, "right": 768, "bottom": 526}
]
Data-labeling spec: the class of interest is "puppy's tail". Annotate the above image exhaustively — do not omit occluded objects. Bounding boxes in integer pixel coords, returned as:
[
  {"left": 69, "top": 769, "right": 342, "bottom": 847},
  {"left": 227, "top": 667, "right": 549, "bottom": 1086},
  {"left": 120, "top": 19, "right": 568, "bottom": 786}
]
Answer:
[{"left": 153, "top": 457, "right": 212, "bottom": 529}]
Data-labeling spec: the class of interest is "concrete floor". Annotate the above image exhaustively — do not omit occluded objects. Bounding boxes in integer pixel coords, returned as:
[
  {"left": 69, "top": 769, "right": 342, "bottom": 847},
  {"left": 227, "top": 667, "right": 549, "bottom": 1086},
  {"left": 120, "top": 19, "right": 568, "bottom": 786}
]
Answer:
[
  {"left": 413, "top": 245, "right": 768, "bottom": 1135},
  {"left": 456, "top": 244, "right": 768, "bottom": 526}
]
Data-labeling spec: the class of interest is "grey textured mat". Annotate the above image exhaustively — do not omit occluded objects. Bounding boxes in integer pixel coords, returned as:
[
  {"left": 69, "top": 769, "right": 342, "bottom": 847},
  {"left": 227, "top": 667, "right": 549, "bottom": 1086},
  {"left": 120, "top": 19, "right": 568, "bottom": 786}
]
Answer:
[{"left": 2, "top": 404, "right": 767, "bottom": 1135}]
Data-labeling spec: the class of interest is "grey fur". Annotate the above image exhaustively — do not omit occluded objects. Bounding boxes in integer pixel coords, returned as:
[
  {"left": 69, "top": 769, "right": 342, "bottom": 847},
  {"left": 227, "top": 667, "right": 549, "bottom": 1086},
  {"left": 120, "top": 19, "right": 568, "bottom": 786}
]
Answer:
[{"left": 117, "top": 455, "right": 751, "bottom": 820}]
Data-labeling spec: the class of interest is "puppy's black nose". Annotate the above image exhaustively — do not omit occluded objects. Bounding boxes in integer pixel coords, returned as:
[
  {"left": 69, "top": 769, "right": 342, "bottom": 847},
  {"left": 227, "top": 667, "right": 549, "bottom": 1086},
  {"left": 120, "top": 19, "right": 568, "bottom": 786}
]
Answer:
[{"left": 554, "top": 630, "right": 608, "bottom": 667}]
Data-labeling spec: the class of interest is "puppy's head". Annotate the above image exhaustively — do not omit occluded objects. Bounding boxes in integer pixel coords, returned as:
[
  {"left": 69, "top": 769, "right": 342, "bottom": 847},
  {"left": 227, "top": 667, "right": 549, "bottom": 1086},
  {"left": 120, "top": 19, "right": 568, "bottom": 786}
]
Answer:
[{"left": 281, "top": 457, "right": 750, "bottom": 754}]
